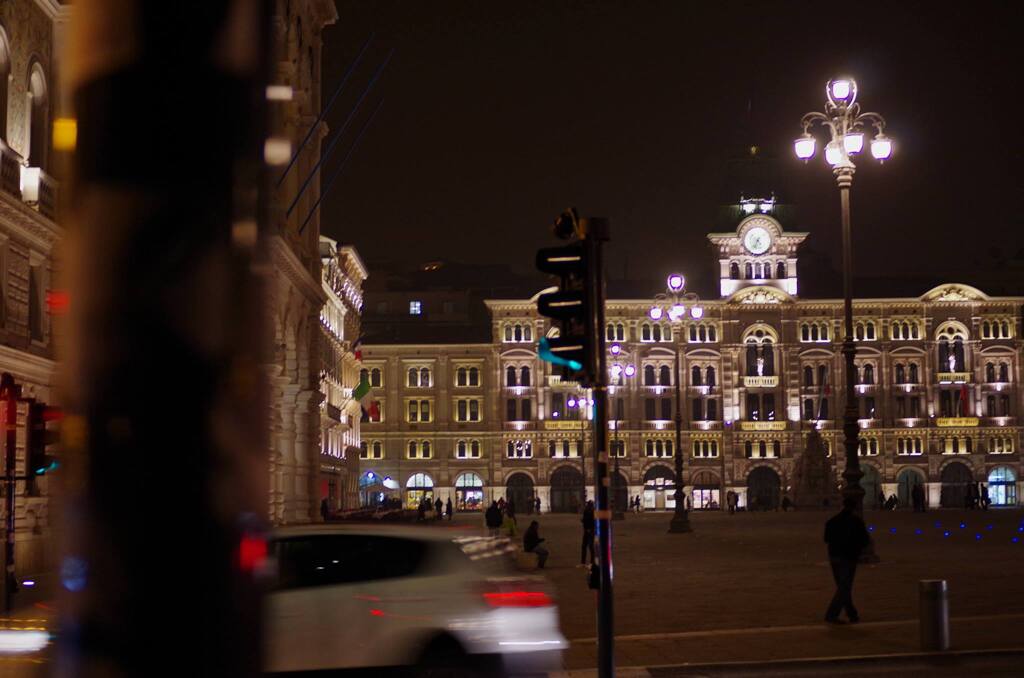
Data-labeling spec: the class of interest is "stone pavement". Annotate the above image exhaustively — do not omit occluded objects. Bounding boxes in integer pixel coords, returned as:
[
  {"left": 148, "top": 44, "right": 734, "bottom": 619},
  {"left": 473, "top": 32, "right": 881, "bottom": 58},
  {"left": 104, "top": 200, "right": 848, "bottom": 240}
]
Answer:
[{"left": 493, "top": 507, "right": 1024, "bottom": 670}]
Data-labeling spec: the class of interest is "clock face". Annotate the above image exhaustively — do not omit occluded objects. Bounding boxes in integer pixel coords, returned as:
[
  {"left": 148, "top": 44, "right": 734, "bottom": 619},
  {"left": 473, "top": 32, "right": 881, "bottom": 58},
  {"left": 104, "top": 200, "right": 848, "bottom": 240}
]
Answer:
[{"left": 744, "top": 226, "right": 771, "bottom": 254}]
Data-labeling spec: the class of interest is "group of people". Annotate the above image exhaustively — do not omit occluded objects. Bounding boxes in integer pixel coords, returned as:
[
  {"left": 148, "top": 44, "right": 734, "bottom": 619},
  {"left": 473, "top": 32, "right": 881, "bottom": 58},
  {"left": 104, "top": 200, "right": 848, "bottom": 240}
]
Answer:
[
  {"left": 417, "top": 495, "right": 453, "bottom": 522},
  {"left": 963, "top": 482, "right": 991, "bottom": 510}
]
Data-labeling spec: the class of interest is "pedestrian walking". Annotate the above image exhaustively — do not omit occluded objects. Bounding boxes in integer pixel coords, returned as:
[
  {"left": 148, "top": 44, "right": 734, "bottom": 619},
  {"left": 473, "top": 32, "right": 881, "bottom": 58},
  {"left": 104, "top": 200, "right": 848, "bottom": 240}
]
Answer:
[
  {"left": 727, "top": 490, "right": 737, "bottom": 514},
  {"left": 497, "top": 497, "right": 506, "bottom": 513},
  {"left": 445, "top": 497, "right": 453, "bottom": 521},
  {"left": 320, "top": 497, "right": 329, "bottom": 522},
  {"left": 523, "top": 520, "right": 549, "bottom": 568},
  {"left": 877, "top": 490, "right": 885, "bottom": 510},
  {"left": 507, "top": 498, "right": 517, "bottom": 522},
  {"left": 535, "top": 496, "right": 542, "bottom": 514},
  {"left": 484, "top": 501, "right": 502, "bottom": 537},
  {"left": 981, "top": 484, "right": 990, "bottom": 511},
  {"left": 580, "top": 500, "right": 596, "bottom": 567},
  {"left": 417, "top": 498, "right": 428, "bottom": 523},
  {"left": 781, "top": 495, "right": 792, "bottom": 512},
  {"left": 434, "top": 497, "right": 443, "bottom": 520},
  {"left": 824, "top": 496, "right": 870, "bottom": 624}
]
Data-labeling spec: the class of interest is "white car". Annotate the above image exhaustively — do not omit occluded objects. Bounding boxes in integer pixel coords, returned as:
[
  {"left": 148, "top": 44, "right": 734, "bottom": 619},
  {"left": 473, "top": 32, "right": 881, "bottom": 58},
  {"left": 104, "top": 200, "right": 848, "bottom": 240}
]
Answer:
[{"left": 264, "top": 524, "right": 567, "bottom": 675}]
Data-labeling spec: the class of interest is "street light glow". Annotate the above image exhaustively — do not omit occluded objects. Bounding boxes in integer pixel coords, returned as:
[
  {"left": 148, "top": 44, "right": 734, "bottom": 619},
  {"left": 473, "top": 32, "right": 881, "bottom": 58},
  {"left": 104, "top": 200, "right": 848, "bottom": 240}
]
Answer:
[
  {"left": 624, "top": 364, "right": 636, "bottom": 377},
  {"left": 794, "top": 135, "right": 816, "bottom": 160},
  {"left": 667, "top": 273, "right": 684, "bottom": 291},
  {"left": 843, "top": 132, "right": 864, "bottom": 154},
  {"left": 824, "top": 141, "right": 843, "bottom": 166},
  {"left": 690, "top": 306, "right": 704, "bottom": 319},
  {"left": 649, "top": 306, "right": 663, "bottom": 320},
  {"left": 830, "top": 79, "right": 852, "bottom": 101},
  {"left": 610, "top": 343, "right": 621, "bottom": 355},
  {"left": 871, "top": 135, "right": 893, "bottom": 160}
]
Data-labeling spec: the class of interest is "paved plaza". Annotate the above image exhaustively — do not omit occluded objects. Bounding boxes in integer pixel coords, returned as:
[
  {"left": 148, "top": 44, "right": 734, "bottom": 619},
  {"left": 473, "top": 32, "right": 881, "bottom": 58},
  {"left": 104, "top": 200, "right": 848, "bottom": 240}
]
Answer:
[{"left": 456, "top": 507, "right": 1024, "bottom": 670}]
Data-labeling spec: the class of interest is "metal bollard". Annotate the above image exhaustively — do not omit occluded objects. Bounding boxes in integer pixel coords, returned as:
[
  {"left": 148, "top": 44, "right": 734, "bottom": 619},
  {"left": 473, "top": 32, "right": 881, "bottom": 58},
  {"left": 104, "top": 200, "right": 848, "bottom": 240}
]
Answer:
[{"left": 919, "top": 579, "right": 950, "bottom": 651}]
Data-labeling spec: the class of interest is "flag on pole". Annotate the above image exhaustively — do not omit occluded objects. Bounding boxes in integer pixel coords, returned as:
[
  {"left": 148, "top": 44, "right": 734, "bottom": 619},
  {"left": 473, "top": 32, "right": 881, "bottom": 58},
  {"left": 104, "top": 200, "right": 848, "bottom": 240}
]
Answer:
[
  {"left": 367, "top": 400, "right": 380, "bottom": 422},
  {"left": 959, "top": 384, "right": 970, "bottom": 416},
  {"left": 352, "top": 372, "right": 373, "bottom": 418},
  {"left": 352, "top": 336, "right": 363, "bottom": 362}
]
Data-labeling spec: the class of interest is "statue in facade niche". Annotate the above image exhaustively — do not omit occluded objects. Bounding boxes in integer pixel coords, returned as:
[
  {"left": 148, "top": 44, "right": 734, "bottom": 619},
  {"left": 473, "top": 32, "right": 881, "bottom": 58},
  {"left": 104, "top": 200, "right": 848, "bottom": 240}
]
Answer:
[
  {"left": 948, "top": 353, "right": 956, "bottom": 373},
  {"left": 791, "top": 426, "right": 841, "bottom": 510},
  {"left": 756, "top": 356, "right": 764, "bottom": 377}
]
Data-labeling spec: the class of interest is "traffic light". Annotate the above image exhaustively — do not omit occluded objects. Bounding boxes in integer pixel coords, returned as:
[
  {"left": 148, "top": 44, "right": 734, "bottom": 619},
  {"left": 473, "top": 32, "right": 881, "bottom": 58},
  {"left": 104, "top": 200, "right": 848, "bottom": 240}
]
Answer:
[
  {"left": 536, "top": 209, "right": 594, "bottom": 385},
  {"left": 27, "top": 402, "right": 61, "bottom": 476}
]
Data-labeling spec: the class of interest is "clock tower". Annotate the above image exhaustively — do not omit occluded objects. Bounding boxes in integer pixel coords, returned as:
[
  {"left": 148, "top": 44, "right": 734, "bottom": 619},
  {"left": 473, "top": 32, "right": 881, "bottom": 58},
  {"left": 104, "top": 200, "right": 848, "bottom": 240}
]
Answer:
[{"left": 707, "top": 199, "right": 808, "bottom": 298}]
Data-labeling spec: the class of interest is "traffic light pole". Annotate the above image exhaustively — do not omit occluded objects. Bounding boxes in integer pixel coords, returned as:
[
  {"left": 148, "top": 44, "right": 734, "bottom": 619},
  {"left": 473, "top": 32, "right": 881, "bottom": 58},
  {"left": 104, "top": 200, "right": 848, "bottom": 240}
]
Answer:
[{"left": 582, "top": 218, "right": 614, "bottom": 678}]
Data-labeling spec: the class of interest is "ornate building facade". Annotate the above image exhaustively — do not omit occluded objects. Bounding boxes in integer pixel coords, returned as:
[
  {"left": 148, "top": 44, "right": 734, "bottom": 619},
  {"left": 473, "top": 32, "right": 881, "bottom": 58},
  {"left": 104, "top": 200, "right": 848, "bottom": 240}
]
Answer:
[
  {"left": 266, "top": 0, "right": 339, "bottom": 524},
  {"left": 361, "top": 209, "right": 1023, "bottom": 513},
  {"left": 0, "top": 0, "right": 67, "bottom": 579},
  {"left": 318, "top": 236, "right": 366, "bottom": 513}
]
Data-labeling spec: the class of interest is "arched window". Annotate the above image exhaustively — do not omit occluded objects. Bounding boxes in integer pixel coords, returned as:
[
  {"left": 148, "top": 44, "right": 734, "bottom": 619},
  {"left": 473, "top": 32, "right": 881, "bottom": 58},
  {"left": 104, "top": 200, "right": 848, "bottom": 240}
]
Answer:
[
  {"left": 28, "top": 64, "right": 49, "bottom": 169},
  {"left": 471, "top": 440, "right": 480, "bottom": 457},
  {"left": 643, "top": 364, "right": 655, "bottom": 385},
  {"left": 641, "top": 324, "right": 652, "bottom": 342},
  {"left": 937, "top": 337, "right": 949, "bottom": 368},
  {"left": 953, "top": 337, "right": 965, "bottom": 371},
  {"left": 983, "top": 321, "right": 991, "bottom": 338},
  {"left": 659, "top": 365, "right": 671, "bottom": 385},
  {"left": 745, "top": 262, "right": 753, "bottom": 279},
  {"left": 730, "top": 262, "right": 740, "bottom": 279},
  {"left": 691, "top": 366, "right": 702, "bottom": 386},
  {"left": 373, "top": 441, "right": 383, "bottom": 458},
  {"left": 1002, "top": 321, "right": 1010, "bottom": 338},
  {"left": 762, "top": 262, "right": 772, "bottom": 279},
  {"left": 469, "top": 367, "right": 479, "bottom": 386},
  {"left": 909, "top": 363, "right": 919, "bottom": 383},
  {"left": 863, "top": 364, "right": 874, "bottom": 384},
  {"left": 986, "top": 363, "right": 996, "bottom": 383},
  {"left": 520, "top": 366, "right": 531, "bottom": 386},
  {"left": 999, "top": 363, "right": 1009, "bottom": 382},
  {"left": 699, "top": 326, "right": 707, "bottom": 341},
  {"left": 708, "top": 326, "right": 717, "bottom": 342},
  {"left": 408, "top": 368, "right": 418, "bottom": 387},
  {"left": 811, "top": 324, "right": 819, "bottom": 341},
  {"left": 911, "top": 323, "right": 919, "bottom": 339},
  {"left": 408, "top": 441, "right": 417, "bottom": 458},
  {"left": 818, "top": 365, "right": 828, "bottom": 386},
  {"left": 744, "top": 441, "right": 752, "bottom": 458},
  {"left": 821, "top": 324, "right": 829, "bottom": 340},
  {"left": 706, "top": 366, "right": 716, "bottom": 387},
  {"left": 360, "top": 368, "right": 369, "bottom": 384},
  {"left": 689, "top": 326, "right": 697, "bottom": 342},
  {"left": 514, "top": 325, "right": 523, "bottom": 342},
  {"left": 422, "top": 441, "right": 431, "bottom": 458},
  {"left": 456, "top": 367, "right": 467, "bottom": 386},
  {"left": 804, "top": 398, "right": 814, "bottom": 420},
  {"left": 524, "top": 325, "right": 532, "bottom": 341},
  {"left": 804, "top": 365, "right": 813, "bottom": 386},
  {"left": 801, "top": 324, "right": 809, "bottom": 342},
  {"left": 773, "top": 441, "right": 781, "bottom": 457},
  {"left": 652, "top": 324, "right": 662, "bottom": 342},
  {"left": 371, "top": 368, "right": 381, "bottom": 386},
  {"left": 856, "top": 324, "right": 865, "bottom": 341},
  {"left": 457, "top": 440, "right": 467, "bottom": 458},
  {"left": 866, "top": 322, "right": 876, "bottom": 340},
  {"left": 895, "top": 364, "right": 905, "bottom": 384},
  {"left": 504, "top": 326, "right": 513, "bottom": 342},
  {"left": 506, "top": 366, "right": 517, "bottom": 387},
  {"left": 776, "top": 261, "right": 786, "bottom": 278},
  {"left": 762, "top": 343, "right": 775, "bottom": 376},
  {"left": 420, "top": 367, "right": 430, "bottom": 386}
]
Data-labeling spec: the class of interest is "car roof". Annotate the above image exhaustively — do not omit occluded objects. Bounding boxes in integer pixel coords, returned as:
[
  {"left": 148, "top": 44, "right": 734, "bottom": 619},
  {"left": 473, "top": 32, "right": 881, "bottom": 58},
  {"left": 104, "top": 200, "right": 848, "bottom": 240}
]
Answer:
[{"left": 271, "top": 523, "right": 484, "bottom": 543}]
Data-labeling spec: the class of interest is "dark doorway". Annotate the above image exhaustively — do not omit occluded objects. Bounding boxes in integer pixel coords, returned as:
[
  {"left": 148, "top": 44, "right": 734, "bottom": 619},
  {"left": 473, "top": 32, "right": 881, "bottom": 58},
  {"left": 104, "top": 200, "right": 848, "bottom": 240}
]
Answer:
[
  {"left": 747, "top": 466, "right": 781, "bottom": 511},
  {"left": 897, "top": 468, "right": 925, "bottom": 507},
  {"left": 862, "top": 465, "right": 882, "bottom": 509},
  {"left": 550, "top": 466, "right": 584, "bottom": 513},
  {"left": 612, "top": 472, "right": 628, "bottom": 514},
  {"left": 940, "top": 462, "right": 973, "bottom": 508},
  {"left": 506, "top": 473, "right": 535, "bottom": 514}
]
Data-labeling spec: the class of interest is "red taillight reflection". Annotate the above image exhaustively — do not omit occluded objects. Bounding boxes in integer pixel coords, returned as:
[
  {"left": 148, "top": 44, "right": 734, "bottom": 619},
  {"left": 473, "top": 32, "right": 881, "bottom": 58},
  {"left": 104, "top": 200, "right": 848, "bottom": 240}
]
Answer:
[
  {"left": 238, "top": 535, "right": 267, "bottom": 572},
  {"left": 483, "top": 591, "right": 553, "bottom": 608}
]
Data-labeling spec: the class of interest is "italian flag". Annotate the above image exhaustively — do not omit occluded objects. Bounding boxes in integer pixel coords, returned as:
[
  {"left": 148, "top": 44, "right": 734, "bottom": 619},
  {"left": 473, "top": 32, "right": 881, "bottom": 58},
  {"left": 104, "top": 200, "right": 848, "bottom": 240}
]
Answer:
[{"left": 352, "top": 373, "right": 378, "bottom": 420}]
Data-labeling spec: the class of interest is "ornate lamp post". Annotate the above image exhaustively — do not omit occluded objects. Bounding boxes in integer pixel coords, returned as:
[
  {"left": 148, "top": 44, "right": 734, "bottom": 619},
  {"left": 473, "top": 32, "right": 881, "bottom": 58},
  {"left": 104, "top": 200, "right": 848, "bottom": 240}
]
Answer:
[
  {"left": 649, "top": 274, "right": 703, "bottom": 533},
  {"left": 567, "top": 395, "right": 591, "bottom": 508},
  {"left": 609, "top": 347, "right": 637, "bottom": 520},
  {"left": 794, "top": 78, "right": 892, "bottom": 520}
]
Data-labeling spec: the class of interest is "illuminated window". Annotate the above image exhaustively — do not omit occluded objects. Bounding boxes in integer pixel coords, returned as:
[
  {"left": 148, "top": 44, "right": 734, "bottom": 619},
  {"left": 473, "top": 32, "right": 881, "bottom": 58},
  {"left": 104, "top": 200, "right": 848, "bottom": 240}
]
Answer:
[{"left": 409, "top": 300, "right": 422, "bottom": 315}]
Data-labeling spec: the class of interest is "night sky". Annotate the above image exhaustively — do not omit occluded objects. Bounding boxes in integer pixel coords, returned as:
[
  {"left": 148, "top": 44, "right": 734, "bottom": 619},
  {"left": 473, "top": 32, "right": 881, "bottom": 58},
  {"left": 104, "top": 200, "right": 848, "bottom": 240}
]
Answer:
[{"left": 320, "top": 1, "right": 1024, "bottom": 296}]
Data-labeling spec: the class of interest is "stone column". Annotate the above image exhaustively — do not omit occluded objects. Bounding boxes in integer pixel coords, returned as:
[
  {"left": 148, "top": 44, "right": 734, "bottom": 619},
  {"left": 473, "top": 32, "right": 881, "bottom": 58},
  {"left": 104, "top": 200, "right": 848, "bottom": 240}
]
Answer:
[
  {"left": 293, "top": 388, "right": 321, "bottom": 523},
  {"left": 537, "top": 485, "right": 551, "bottom": 513},
  {"left": 927, "top": 482, "right": 942, "bottom": 508}
]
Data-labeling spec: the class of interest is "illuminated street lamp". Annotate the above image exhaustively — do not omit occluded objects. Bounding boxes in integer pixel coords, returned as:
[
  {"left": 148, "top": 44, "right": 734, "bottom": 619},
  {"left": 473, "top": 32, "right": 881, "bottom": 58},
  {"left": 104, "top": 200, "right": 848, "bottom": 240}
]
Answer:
[
  {"left": 567, "top": 396, "right": 591, "bottom": 506},
  {"left": 609, "top": 349, "right": 637, "bottom": 520},
  {"left": 795, "top": 78, "right": 892, "bottom": 546},
  {"left": 649, "top": 274, "right": 703, "bottom": 534}
]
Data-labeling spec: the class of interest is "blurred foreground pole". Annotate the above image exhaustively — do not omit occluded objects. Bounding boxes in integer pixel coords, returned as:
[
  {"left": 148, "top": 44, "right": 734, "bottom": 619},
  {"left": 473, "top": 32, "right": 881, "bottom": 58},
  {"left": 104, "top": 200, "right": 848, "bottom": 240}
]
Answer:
[{"left": 58, "top": 2, "right": 271, "bottom": 675}]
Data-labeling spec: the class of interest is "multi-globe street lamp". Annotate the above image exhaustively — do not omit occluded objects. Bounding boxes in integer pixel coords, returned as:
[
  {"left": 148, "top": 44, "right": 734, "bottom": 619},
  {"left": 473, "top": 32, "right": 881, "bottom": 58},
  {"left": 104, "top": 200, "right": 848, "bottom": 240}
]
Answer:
[
  {"left": 567, "top": 395, "right": 591, "bottom": 508},
  {"left": 794, "top": 78, "right": 892, "bottom": 521},
  {"left": 649, "top": 274, "right": 703, "bottom": 533},
  {"left": 609, "top": 346, "right": 637, "bottom": 520}
]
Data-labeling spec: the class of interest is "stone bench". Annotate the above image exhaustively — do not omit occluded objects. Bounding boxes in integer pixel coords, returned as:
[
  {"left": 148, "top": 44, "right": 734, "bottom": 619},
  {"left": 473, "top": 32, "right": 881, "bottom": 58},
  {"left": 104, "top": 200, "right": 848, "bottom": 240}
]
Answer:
[{"left": 514, "top": 549, "right": 539, "bottom": 572}]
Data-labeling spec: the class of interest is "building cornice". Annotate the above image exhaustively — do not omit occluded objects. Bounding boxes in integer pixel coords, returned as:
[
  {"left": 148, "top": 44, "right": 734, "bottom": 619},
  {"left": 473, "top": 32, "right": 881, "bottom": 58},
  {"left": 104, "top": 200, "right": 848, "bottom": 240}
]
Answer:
[
  {"left": 0, "top": 345, "right": 56, "bottom": 385},
  {"left": 32, "top": 0, "right": 63, "bottom": 21},
  {"left": 269, "top": 235, "right": 326, "bottom": 304},
  {"left": 0, "top": 193, "right": 62, "bottom": 251}
]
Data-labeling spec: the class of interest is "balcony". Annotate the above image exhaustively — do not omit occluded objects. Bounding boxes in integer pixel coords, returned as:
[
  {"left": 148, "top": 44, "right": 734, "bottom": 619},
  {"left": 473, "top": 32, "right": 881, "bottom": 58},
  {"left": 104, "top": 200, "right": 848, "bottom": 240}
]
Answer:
[
  {"left": 743, "top": 376, "right": 779, "bottom": 388},
  {"left": 504, "top": 421, "right": 537, "bottom": 432},
  {"left": 0, "top": 141, "right": 21, "bottom": 199},
  {"left": 740, "top": 421, "right": 786, "bottom": 431},
  {"left": 937, "top": 372, "right": 971, "bottom": 384},
  {"left": 936, "top": 417, "right": 979, "bottom": 428}
]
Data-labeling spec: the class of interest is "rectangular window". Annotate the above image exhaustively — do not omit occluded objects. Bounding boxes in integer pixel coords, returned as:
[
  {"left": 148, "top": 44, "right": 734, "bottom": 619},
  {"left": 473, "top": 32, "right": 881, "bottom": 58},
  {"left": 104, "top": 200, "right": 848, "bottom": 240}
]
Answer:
[
  {"left": 506, "top": 399, "right": 517, "bottom": 421},
  {"left": 521, "top": 398, "right": 532, "bottom": 421},
  {"left": 469, "top": 399, "right": 480, "bottom": 421},
  {"left": 551, "top": 393, "right": 565, "bottom": 419},
  {"left": 408, "top": 400, "right": 418, "bottom": 422},
  {"left": 644, "top": 398, "right": 656, "bottom": 420},
  {"left": 457, "top": 400, "right": 468, "bottom": 421},
  {"left": 420, "top": 400, "right": 430, "bottom": 422},
  {"left": 692, "top": 398, "right": 703, "bottom": 421},
  {"left": 660, "top": 398, "right": 672, "bottom": 420},
  {"left": 764, "top": 394, "right": 775, "bottom": 421},
  {"left": 707, "top": 399, "right": 718, "bottom": 420},
  {"left": 409, "top": 300, "right": 422, "bottom": 315}
]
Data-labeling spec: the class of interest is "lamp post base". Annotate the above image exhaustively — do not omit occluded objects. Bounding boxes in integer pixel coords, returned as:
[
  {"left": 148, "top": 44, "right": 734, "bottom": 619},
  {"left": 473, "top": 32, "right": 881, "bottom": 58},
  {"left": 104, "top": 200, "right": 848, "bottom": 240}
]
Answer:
[{"left": 668, "top": 510, "right": 692, "bottom": 533}]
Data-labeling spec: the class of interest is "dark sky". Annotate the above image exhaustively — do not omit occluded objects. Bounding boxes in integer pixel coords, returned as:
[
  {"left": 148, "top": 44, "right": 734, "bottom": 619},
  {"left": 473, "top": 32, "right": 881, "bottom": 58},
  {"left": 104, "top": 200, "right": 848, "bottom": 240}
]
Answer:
[{"left": 319, "top": 1, "right": 1024, "bottom": 295}]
